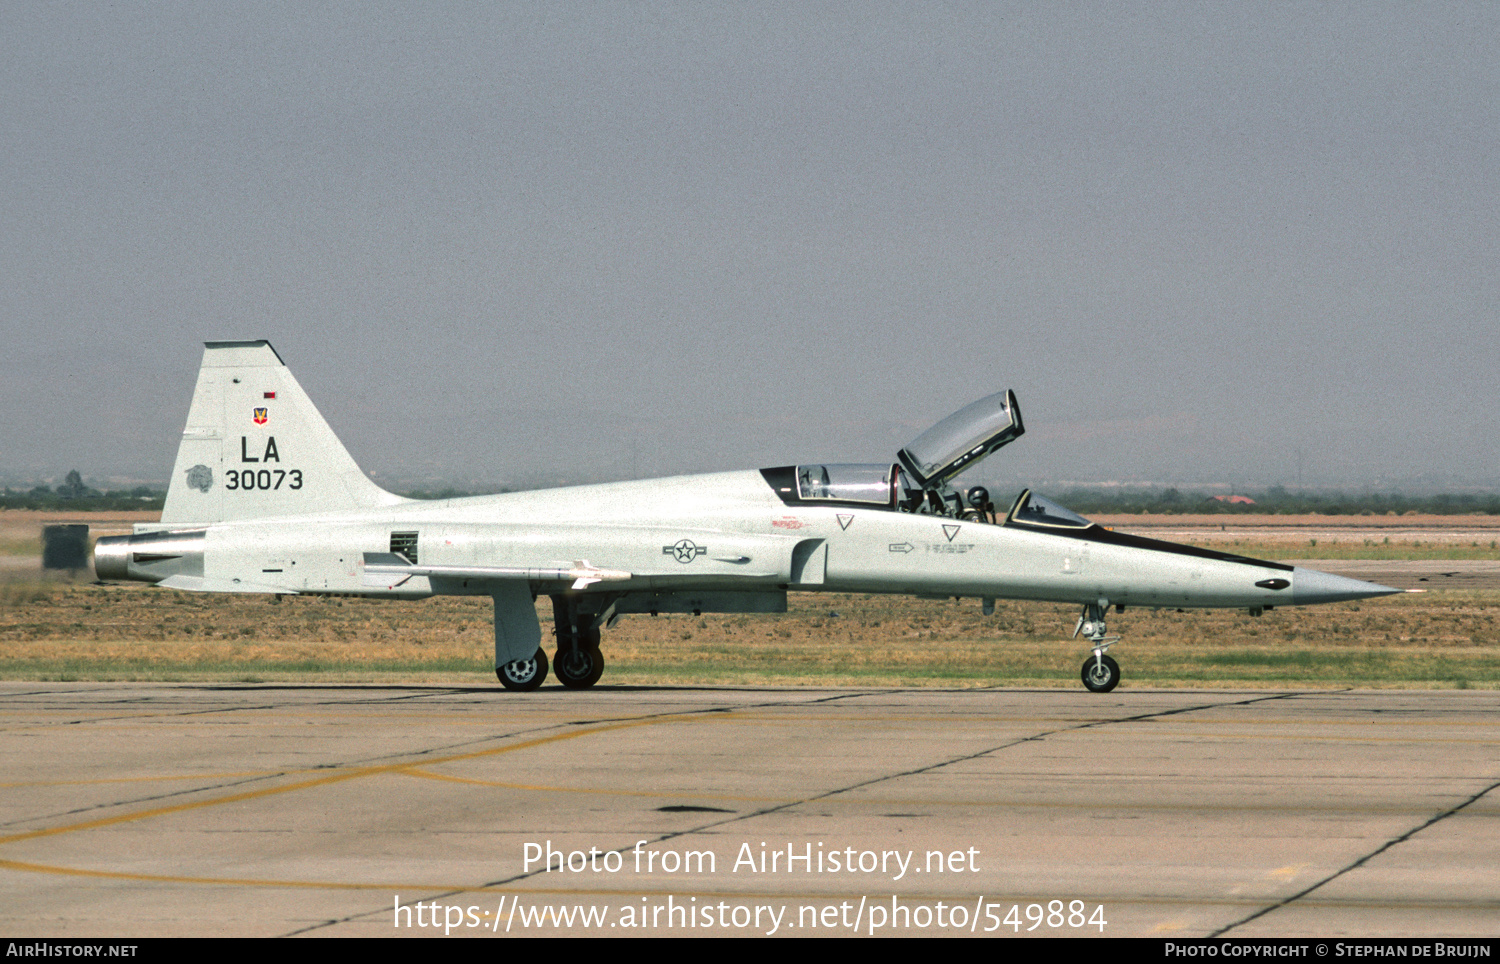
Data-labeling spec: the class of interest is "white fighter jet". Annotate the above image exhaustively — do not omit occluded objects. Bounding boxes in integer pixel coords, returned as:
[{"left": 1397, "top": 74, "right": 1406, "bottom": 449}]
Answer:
[{"left": 95, "top": 341, "right": 1400, "bottom": 692}]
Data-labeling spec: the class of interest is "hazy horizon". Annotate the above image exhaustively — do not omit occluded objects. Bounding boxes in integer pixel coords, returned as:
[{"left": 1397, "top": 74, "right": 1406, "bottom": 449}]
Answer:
[{"left": 4, "top": 5, "right": 1495, "bottom": 494}]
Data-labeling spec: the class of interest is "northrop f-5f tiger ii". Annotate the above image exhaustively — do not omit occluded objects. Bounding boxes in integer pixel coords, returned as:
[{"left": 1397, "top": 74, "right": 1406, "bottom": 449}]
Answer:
[{"left": 95, "top": 341, "right": 1401, "bottom": 692}]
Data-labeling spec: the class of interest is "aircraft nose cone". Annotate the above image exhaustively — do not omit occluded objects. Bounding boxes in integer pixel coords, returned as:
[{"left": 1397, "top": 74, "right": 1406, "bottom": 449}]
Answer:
[{"left": 1290, "top": 566, "right": 1402, "bottom": 605}]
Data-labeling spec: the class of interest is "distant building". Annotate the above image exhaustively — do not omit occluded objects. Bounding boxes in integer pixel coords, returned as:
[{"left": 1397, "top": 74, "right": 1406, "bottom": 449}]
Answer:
[{"left": 1208, "top": 495, "right": 1256, "bottom": 505}]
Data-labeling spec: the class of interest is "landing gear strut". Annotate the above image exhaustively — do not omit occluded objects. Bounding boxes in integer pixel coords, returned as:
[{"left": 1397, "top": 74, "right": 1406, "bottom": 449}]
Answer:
[
  {"left": 1073, "top": 600, "right": 1121, "bottom": 693},
  {"left": 551, "top": 596, "right": 606, "bottom": 689}
]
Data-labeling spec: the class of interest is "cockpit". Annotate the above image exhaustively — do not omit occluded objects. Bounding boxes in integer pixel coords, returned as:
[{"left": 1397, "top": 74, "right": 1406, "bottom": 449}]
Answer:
[{"left": 759, "top": 389, "right": 1100, "bottom": 533}]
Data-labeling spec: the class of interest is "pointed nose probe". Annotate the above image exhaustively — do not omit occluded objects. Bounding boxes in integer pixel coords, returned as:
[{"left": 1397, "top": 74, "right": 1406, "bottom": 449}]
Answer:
[{"left": 1290, "top": 567, "right": 1402, "bottom": 605}]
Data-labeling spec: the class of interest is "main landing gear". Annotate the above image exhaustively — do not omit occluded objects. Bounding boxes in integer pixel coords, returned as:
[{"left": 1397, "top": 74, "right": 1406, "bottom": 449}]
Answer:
[
  {"left": 497, "top": 649, "right": 548, "bottom": 691},
  {"left": 551, "top": 596, "right": 605, "bottom": 689},
  {"left": 494, "top": 596, "right": 609, "bottom": 692},
  {"left": 1074, "top": 600, "right": 1122, "bottom": 693}
]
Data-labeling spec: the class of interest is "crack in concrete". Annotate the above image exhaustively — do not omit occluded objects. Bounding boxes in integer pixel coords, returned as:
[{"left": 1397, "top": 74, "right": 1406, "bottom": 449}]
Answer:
[
  {"left": 285, "top": 688, "right": 1281, "bottom": 936},
  {"left": 1211, "top": 776, "right": 1500, "bottom": 937}
]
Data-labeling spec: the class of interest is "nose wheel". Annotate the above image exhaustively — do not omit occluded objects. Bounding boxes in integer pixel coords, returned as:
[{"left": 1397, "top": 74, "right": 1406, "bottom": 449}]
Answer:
[
  {"left": 1073, "top": 600, "right": 1122, "bottom": 693},
  {"left": 1081, "top": 652, "right": 1120, "bottom": 693}
]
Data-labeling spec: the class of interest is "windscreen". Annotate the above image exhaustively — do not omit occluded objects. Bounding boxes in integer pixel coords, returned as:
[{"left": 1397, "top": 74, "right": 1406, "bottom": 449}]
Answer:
[
  {"left": 1006, "top": 490, "right": 1094, "bottom": 529},
  {"left": 795, "top": 464, "right": 897, "bottom": 505}
]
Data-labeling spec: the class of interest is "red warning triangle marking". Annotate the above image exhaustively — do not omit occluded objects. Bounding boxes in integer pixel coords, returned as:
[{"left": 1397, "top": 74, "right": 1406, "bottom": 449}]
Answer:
[
  {"left": 837, "top": 514, "right": 853, "bottom": 530},
  {"left": 943, "top": 524, "right": 961, "bottom": 542}
]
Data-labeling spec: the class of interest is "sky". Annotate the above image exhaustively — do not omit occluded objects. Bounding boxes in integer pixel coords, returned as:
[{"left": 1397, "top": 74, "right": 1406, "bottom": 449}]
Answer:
[{"left": 3, "top": 3, "right": 1496, "bottom": 494}]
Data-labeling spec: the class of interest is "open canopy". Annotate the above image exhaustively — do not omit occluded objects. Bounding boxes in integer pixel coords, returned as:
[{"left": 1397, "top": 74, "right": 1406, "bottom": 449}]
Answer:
[{"left": 896, "top": 389, "right": 1024, "bottom": 490}]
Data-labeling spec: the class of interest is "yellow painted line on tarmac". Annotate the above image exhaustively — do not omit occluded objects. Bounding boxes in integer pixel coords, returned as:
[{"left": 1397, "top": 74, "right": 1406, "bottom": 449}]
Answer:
[
  {"left": 0, "top": 857, "right": 432, "bottom": 891},
  {"left": 396, "top": 766, "right": 793, "bottom": 803},
  {"left": 0, "top": 856, "right": 1061, "bottom": 903},
  {"left": 0, "top": 771, "right": 275, "bottom": 789},
  {"left": 0, "top": 716, "right": 672, "bottom": 848},
  {"left": 0, "top": 856, "right": 1490, "bottom": 913},
  {"left": 1, "top": 723, "right": 1491, "bottom": 796},
  {"left": 0, "top": 765, "right": 402, "bottom": 847}
]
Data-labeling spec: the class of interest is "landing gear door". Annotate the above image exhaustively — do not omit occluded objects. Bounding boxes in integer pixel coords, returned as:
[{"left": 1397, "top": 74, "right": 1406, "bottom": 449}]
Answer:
[{"left": 896, "top": 389, "right": 1024, "bottom": 490}]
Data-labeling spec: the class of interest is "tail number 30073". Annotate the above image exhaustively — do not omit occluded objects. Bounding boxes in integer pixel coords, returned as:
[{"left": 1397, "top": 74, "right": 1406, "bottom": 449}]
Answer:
[{"left": 225, "top": 469, "right": 303, "bottom": 491}]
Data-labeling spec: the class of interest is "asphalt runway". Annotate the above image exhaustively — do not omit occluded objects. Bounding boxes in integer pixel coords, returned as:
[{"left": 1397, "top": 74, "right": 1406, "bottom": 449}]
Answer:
[{"left": 0, "top": 684, "right": 1495, "bottom": 938}]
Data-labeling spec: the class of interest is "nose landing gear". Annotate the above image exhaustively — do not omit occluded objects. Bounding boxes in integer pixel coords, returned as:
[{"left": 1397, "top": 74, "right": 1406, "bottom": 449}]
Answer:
[
  {"left": 1081, "top": 651, "right": 1120, "bottom": 693},
  {"left": 1073, "top": 600, "right": 1121, "bottom": 693}
]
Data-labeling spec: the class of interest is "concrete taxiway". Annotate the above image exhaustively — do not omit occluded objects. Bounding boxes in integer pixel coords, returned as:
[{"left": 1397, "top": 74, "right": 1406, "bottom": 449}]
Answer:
[{"left": 0, "top": 683, "right": 1495, "bottom": 938}]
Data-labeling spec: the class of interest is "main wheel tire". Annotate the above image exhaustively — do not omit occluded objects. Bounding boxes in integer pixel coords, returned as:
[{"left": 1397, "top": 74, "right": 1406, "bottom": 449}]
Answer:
[
  {"left": 497, "top": 648, "right": 549, "bottom": 691},
  {"left": 555, "top": 646, "right": 604, "bottom": 689},
  {"left": 1081, "top": 654, "right": 1120, "bottom": 693}
]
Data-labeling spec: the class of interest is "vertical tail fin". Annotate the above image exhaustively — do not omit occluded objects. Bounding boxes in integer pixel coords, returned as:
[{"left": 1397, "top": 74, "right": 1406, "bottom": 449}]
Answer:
[{"left": 160, "top": 340, "right": 406, "bottom": 524}]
